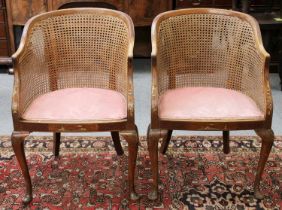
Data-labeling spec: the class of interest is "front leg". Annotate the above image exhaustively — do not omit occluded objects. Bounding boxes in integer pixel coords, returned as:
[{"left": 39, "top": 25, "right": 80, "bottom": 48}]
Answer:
[
  {"left": 121, "top": 125, "right": 140, "bottom": 200},
  {"left": 147, "top": 125, "right": 161, "bottom": 200},
  {"left": 11, "top": 131, "right": 32, "bottom": 204},
  {"left": 254, "top": 129, "right": 274, "bottom": 199}
]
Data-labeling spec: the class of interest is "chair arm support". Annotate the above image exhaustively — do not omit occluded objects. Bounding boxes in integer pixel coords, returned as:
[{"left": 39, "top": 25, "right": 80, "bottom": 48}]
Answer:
[
  {"left": 127, "top": 56, "right": 135, "bottom": 123},
  {"left": 263, "top": 55, "right": 273, "bottom": 127},
  {"left": 11, "top": 69, "right": 20, "bottom": 121},
  {"left": 151, "top": 55, "right": 159, "bottom": 127}
]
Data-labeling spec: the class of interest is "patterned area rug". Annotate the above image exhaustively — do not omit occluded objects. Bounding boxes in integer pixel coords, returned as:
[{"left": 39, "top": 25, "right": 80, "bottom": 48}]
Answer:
[{"left": 0, "top": 135, "right": 281, "bottom": 209}]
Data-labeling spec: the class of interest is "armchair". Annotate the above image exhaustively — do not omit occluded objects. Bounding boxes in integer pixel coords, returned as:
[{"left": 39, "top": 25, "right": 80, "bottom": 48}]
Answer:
[
  {"left": 148, "top": 8, "right": 274, "bottom": 200},
  {"left": 11, "top": 8, "right": 139, "bottom": 204}
]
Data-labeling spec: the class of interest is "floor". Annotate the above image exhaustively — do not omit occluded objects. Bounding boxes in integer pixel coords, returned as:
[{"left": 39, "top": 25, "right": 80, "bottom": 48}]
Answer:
[{"left": 0, "top": 59, "right": 281, "bottom": 136}]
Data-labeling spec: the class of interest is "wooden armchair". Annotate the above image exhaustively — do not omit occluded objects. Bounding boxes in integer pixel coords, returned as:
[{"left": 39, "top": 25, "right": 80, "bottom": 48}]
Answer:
[
  {"left": 11, "top": 8, "right": 139, "bottom": 204},
  {"left": 148, "top": 8, "right": 274, "bottom": 200}
]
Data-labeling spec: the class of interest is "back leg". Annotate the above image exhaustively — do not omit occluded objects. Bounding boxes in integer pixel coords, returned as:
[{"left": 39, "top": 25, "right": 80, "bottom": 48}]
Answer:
[
  {"left": 223, "top": 131, "right": 230, "bottom": 154},
  {"left": 53, "top": 132, "right": 61, "bottom": 157},
  {"left": 111, "top": 131, "right": 124, "bottom": 156},
  {"left": 160, "top": 130, "right": 173, "bottom": 154}
]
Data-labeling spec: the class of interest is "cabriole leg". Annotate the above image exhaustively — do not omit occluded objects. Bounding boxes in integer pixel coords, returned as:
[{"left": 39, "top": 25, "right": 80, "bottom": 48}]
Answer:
[
  {"left": 147, "top": 125, "right": 160, "bottom": 200},
  {"left": 121, "top": 125, "right": 140, "bottom": 200},
  {"left": 254, "top": 129, "right": 274, "bottom": 199},
  {"left": 11, "top": 131, "right": 32, "bottom": 204}
]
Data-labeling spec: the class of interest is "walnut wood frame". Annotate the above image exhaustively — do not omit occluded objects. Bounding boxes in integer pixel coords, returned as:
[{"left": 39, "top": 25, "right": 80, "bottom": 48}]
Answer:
[
  {"left": 148, "top": 8, "right": 274, "bottom": 201},
  {"left": 11, "top": 8, "right": 139, "bottom": 204}
]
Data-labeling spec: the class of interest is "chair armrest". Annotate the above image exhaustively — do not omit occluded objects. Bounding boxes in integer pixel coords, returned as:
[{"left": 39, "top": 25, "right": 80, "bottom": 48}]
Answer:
[
  {"left": 11, "top": 14, "right": 34, "bottom": 63},
  {"left": 11, "top": 17, "right": 35, "bottom": 119},
  {"left": 238, "top": 15, "right": 273, "bottom": 124},
  {"left": 11, "top": 31, "right": 28, "bottom": 120},
  {"left": 245, "top": 45, "right": 272, "bottom": 123},
  {"left": 11, "top": 20, "right": 49, "bottom": 119},
  {"left": 254, "top": 20, "right": 273, "bottom": 125}
]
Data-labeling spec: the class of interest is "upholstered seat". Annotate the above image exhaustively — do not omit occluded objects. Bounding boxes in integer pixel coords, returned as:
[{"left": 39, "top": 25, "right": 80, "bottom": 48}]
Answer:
[
  {"left": 22, "top": 88, "right": 127, "bottom": 121},
  {"left": 158, "top": 87, "right": 264, "bottom": 120}
]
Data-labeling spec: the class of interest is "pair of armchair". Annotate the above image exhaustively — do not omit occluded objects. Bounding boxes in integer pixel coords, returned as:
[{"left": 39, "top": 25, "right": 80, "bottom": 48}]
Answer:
[{"left": 11, "top": 8, "right": 274, "bottom": 204}]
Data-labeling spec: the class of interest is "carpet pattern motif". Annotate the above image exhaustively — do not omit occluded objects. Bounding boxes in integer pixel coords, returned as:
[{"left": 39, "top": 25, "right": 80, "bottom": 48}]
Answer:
[{"left": 0, "top": 135, "right": 281, "bottom": 209}]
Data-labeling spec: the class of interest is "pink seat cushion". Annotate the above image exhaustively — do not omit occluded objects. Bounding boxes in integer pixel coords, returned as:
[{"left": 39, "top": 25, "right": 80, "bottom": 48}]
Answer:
[
  {"left": 22, "top": 88, "right": 127, "bottom": 121},
  {"left": 158, "top": 87, "right": 264, "bottom": 120}
]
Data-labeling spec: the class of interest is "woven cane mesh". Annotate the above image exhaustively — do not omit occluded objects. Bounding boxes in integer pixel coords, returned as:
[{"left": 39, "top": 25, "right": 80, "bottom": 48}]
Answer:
[
  {"left": 157, "top": 14, "right": 265, "bottom": 113},
  {"left": 17, "top": 12, "right": 129, "bottom": 116}
]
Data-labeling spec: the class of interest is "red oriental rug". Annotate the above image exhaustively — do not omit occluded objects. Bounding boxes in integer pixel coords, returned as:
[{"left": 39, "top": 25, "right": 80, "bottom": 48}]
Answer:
[{"left": 0, "top": 135, "right": 281, "bottom": 209}]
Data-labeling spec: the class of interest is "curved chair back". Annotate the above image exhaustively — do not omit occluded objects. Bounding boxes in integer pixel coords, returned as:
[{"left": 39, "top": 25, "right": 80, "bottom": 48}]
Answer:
[
  {"left": 152, "top": 9, "right": 266, "bottom": 113},
  {"left": 14, "top": 8, "right": 134, "bottom": 116}
]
